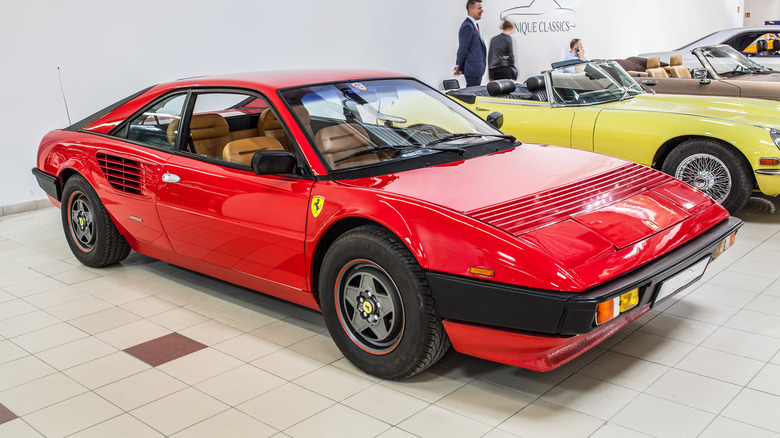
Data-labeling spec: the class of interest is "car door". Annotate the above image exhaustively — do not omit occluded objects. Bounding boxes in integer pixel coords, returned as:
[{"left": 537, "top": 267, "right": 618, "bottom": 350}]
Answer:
[
  {"left": 638, "top": 76, "right": 741, "bottom": 97},
  {"left": 155, "top": 90, "right": 315, "bottom": 293},
  {"left": 476, "top": 99, "right": 575, "bottom": 147}
]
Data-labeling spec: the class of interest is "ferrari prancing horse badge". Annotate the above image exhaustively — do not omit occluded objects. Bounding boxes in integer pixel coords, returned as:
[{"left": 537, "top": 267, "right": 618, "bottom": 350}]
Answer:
[{"left": 311, "top": 196, "right": 325, "bottom": 217}]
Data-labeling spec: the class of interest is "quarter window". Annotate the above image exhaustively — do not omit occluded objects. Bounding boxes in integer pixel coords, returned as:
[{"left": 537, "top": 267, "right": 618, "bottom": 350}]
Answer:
[{"left": 114, "top": 94, "right": 186, "bottom": 149}]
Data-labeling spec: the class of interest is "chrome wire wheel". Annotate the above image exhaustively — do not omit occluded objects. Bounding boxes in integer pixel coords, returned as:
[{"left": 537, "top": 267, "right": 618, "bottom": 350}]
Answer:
[
  {"left": 335, "top": 260, "right": 404, "bottom": 354},
  {"left": 68, "top": 192, "right": 96, "bottom": 252},
  {"left": 674, "top": 153, "right": 732, "bottom": 203}
]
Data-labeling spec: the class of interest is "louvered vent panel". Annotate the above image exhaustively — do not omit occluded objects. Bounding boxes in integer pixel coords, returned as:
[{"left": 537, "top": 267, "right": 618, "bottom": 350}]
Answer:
[
  {"left": 468, "top": 163, "right": 673, "bottom": 236},
  {"left": 96, "top": 152, "right": 149, "bottom": 196}
]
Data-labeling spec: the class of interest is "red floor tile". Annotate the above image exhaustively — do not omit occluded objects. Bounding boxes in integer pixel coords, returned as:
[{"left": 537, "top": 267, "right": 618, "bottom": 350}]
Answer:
[
  {"left": 0, "top": 403, "right": 17, "bottom": 425},
  {"left": 124, "top": 333, "right": 207, "bottom": 367}
]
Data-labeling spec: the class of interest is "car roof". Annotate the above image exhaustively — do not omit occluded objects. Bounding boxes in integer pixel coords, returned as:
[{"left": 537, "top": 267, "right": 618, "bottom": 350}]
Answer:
[
  {"left": 154, "top": 69, "right": 407, "bottom": 93},
  {"left": 679, "top": 26, "right": 780, "bottom": 50}
]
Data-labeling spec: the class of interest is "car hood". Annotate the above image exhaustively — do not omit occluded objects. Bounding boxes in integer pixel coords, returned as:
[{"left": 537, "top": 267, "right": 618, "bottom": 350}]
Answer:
[
  {"left": 340, "top": 144, "right": 718, "bottom": 247},
  {"left": 612, "top": 94, "right": 780, "bottom": 129}
]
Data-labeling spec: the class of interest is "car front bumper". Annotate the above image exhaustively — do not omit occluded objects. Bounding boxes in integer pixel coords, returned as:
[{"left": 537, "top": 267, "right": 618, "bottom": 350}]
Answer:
[{"left": 427, "top": 216, "right": 742, "bottom": 371}]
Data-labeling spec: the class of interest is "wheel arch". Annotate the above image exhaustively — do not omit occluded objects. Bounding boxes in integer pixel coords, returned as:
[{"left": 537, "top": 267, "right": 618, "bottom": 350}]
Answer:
[
  {"left": 653, "top": 135, "right": 754, "bottom": 187},
  {"left": 310, "top": 217, "right": 403, "bottom": 307}
]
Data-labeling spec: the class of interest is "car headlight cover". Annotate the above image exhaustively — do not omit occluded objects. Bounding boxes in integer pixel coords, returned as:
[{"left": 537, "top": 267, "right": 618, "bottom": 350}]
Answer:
[{"left": 770, "top": 129, "right": 780, "bottom": 150}]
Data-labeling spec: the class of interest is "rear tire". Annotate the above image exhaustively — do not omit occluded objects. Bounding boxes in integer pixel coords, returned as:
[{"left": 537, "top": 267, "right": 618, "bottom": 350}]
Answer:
[
  {"left": 661, "top": 139, "right": 752, "bottom": 213},
  {"left": 61, "top": 174, "right": 131, "bottom": 267},
  {"left": 319, "top": 225, "right": 449, "bottom": 380}
]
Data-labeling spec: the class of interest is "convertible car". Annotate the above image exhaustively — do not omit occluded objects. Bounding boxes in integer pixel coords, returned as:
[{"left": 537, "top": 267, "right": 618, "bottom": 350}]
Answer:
[
  {"left": 628, "top": 45, "right": 780, "bottom": 100},
  {"left": 639, "top": 27, "right": 780, "bottom": 69},
  {"left": 33, "top": 70, "right": 739, "bottom": 379},
  {"left": 447, "top": 60, "right": 780, "bottom": 213}
]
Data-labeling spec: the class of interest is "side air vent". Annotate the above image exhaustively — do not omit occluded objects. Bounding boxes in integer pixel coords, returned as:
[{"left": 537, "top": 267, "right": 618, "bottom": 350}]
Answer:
[
  {"left": 96, "top": 152, "right": 149, "bottom": 196},
  {"left": 468, "top": 162, "right": 674, "bottom": 236}
]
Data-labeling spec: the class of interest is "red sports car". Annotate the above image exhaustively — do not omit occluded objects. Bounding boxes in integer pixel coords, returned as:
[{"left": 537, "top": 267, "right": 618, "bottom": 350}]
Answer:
[{"left": 33, "top": 70, "right": 740, "bottom": 379}]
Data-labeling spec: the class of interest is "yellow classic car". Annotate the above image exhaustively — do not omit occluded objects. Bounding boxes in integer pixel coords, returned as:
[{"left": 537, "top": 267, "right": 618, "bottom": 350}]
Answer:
[{"left": 445, "top": 60, "right": 780, "bottom": 212}]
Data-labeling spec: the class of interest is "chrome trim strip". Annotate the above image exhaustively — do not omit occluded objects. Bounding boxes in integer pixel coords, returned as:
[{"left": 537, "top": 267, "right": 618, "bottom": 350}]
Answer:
[{"left": 755, "top": 169, "right": 780, "bottom": 175}]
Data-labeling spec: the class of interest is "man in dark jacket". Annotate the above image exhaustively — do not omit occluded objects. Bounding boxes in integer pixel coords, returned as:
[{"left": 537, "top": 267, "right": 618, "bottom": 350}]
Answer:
[
  {"left": 488, "top": 20, "right": 516, "bottom": 80},
  {"left": 454, "top": 0, "right": 486, "bottom": 87}
]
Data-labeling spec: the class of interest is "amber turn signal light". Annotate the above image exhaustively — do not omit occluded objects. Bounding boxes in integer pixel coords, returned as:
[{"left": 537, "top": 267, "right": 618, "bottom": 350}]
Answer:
[
  {"left": 469, "top": 266, "right": 495, "bottom": 277},
  {"left": 759, "top": 157, "right": 780, "bottom": 166},
  {"left": 712, "top": 231, "right": 737, "bottom": 260},
  {"left": 596, "top": 288, "right": 639, "bottom": 325}
]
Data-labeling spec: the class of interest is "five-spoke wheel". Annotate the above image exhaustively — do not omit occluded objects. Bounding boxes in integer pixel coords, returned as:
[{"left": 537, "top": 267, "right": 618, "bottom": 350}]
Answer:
[
  {"left": 61, "top": 175, "right": 131, "bottom": 267},
  {"left": 320, "top": 225, "right": 449, "bottom": 379}
]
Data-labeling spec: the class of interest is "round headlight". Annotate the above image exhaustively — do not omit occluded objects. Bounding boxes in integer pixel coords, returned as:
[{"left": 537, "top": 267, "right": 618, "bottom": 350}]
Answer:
[{"left": 770, "top": 129, "right": 780, "bottom": 150}]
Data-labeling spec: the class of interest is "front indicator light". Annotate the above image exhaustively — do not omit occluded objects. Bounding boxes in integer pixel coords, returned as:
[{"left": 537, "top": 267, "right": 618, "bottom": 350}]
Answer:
[
  {"left": 712, "top": 231, "right": 737, "bottom": 260},
  {"left": 596, "top": 288, "right": 639, "bottom": 325},
  {"left": 759, "top": 157, "right": 780, "bottom": 166},
  {"left": 469, "top": 266, "right": 495, "bottom": 277}
]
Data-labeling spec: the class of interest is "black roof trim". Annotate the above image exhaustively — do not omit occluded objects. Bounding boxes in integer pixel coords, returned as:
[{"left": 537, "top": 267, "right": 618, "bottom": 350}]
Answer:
[{"left": 63, "top": 85, "right": 155, "bottom": 132}]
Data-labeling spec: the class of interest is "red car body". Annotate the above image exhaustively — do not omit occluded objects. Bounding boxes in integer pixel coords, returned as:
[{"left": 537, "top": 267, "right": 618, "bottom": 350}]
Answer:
[{"left": 33, "top": 70, "right": 740, "bottom": 378}]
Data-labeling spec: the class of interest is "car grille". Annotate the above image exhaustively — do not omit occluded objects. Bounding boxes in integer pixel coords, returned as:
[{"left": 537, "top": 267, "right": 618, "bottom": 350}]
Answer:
[
  {"left": 467, "top": 162, "right": 673, "bottom": 236},
  {"left": 96, "top": 152, "right": 148, "bottom": 196}
]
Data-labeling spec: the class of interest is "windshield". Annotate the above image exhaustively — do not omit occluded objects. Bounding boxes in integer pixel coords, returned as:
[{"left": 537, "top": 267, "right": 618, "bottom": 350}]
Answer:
[
  {"left": 547, "top": 60, "right": 644, "bottom": 106},
  {"left": 694, "top": 45, "right": 768, "bottom": 76},
  {"left": 280, "top": 79, "right": 505, "bottom": 171}
]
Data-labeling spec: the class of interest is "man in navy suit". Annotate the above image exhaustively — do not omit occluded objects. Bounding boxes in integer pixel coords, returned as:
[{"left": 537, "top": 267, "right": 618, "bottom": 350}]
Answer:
[{"left": 454, "top": 0, "right": 486, "bottom": 87}]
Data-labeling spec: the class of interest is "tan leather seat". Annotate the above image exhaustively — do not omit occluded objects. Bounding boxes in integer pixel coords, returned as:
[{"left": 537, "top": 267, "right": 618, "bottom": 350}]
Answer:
[
  {"left": 646, "top": 57, "right": 669, "bottom": 78},
  {"left": 669, "top": 54, "right": 692, "bottom": 78},
  {"left": 258, "top": 109, "right": 292, "bottom": 149},
  {"left": 167, "top": 113, "right": 231, "bottom": 156},
  {"left": 222, "top": 137, "right": 284, "bottom": 165},
  {"left": 314, "top": 124, "right": 377, "bottom": 169},
  {"left": 291, "top": 105, "right": 313, "bottom": 137},
  {"left": 257, "top": 106, "right": 313, "bottom": 148}
]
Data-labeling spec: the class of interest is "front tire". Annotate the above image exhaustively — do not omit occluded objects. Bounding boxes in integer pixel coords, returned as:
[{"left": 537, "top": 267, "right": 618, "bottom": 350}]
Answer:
[
  {"left": 661, "top": 139, "right": 752, "bottom": 213},
  {"left": 61, "top": 175, "right": 131, "bottom": 267},
  {"left": 319, "top": 225, "right": 449, "bottom": 379}
]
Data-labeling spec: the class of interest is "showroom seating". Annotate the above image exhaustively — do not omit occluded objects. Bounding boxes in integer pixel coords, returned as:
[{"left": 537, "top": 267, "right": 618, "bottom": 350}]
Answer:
[
  {"left": 669, "top": 54, "right": 692, "bottom": 78},
  {"left": 315, "top": 123, "right": 377, "bottom": 169},
  {"left": 525, "top": 75, "right": 548, "bottom": 101},
  {"left": 222, "top": 137, "right": 284, "bottom": 165},
  {"left": 645, "top": 57, "right": 669, "bottom": 77}
]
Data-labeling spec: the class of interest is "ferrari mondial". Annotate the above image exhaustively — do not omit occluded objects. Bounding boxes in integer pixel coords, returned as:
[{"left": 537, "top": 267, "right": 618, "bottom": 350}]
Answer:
[{"left": 33, "top": 70, "right": 740, "bottom": 379}]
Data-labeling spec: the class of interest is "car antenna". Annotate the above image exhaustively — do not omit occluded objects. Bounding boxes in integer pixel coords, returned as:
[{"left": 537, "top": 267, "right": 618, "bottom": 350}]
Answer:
[{"left": 57, "top": 67, "right": 72, "bottom": 125}]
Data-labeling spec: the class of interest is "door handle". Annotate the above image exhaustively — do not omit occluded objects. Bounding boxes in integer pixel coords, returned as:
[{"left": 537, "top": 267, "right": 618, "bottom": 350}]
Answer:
[
  {"left": 642, "top": 80, "right": 658, "bottom": 86},
  {"left": 162, "top": 173, "right": 181, "bottom": 183}
]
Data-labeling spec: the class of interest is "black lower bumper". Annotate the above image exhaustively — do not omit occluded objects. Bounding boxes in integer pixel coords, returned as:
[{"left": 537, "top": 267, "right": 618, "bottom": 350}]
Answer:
[
  {"left": 428, "top": 216, "right": 742, "bottom": 336},
  {"left": 31, "top": 168, "right": 60, "bottom": 201}
]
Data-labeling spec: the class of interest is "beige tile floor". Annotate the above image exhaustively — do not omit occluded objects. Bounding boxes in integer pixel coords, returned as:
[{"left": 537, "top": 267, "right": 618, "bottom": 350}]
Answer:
[{"left": 0, "top": 202, "right": 778, "bottom": 438}]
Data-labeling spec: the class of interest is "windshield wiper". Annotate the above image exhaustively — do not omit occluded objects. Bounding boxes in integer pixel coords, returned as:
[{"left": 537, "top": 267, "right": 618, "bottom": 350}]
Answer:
[
  {"left": 333, "top": 144, "right": 468, "bottom": 164},
  {"left": 425, "top": 133, "right": 515, "bottom": 147}
]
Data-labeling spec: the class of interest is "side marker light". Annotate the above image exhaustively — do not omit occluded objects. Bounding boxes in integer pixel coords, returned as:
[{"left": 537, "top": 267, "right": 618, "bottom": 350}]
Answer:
[{"left": 469, "top": 266, "right": 495, "bottom": 277}]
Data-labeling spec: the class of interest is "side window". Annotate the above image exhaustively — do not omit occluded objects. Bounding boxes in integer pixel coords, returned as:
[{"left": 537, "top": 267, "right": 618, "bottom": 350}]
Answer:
[
  {"left": 184, "top": 92, "right": 293, "bottom": 167},
  {"left": 114, "top": 94, "right": 186, "bottom": 149}
]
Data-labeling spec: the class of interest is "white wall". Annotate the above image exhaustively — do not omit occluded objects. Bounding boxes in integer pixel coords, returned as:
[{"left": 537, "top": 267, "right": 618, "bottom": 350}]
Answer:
[
  {"left": 0, "top": 0, "right": 752, "bottom": 210},
  {"left": 744, "top": 0, "right": 780, "bottom": 26}
]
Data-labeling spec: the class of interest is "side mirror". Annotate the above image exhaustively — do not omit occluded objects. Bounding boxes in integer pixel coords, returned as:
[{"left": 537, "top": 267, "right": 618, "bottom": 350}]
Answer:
[
  {"left": 487, "top": 111, "right": 504, "bottom": 129},
  {"left": 251, "top": 150, "right": 297, "bottom": 175}
]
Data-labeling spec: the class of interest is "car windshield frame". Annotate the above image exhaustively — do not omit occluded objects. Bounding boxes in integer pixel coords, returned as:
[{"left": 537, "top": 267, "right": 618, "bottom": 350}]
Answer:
[
  {"left": 278, "top": 77, "right": 510, "bottom": 173},
  {"left": 546, "top": 60, "right": 645, "bottom": 107},
  {"left": 693, "top": 44, "right": 770, "bottom": 78}
]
